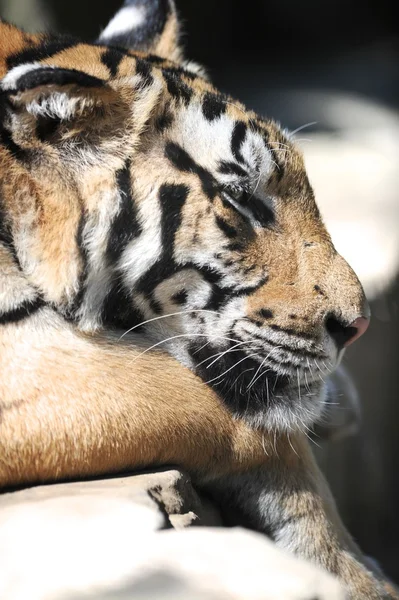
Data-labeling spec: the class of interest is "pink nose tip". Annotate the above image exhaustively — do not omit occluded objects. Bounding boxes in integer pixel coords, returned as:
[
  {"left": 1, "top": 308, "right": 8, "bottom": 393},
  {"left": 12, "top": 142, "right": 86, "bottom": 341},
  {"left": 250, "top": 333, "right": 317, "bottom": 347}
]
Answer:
[{"left": 344, "top": 316, "right": 370, "bottom": 347}]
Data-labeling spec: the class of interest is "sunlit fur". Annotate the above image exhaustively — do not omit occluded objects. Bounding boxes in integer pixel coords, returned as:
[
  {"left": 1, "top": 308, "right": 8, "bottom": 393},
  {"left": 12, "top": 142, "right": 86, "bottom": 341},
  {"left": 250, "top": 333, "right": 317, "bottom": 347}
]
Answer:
[
  {"left": 0, "top": 4, "right": 397, "bottom": 598},
  {"left": 0, "top": 16, "right": 367, "bottom": 434}
]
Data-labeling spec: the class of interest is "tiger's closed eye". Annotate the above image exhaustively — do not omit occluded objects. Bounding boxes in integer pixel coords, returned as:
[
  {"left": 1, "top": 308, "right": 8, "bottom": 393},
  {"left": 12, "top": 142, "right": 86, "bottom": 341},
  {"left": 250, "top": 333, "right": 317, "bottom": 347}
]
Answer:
[
  {"left": 223, "top": 185, "right": 249, "bottom": 204},
  {"left": 221, "top": 186, "right": 275, "bottom": 228}
]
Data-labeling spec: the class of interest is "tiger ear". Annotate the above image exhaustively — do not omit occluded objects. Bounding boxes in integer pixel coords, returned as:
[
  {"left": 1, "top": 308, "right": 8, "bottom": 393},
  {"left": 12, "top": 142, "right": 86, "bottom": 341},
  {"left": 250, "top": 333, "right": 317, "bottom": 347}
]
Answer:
[
  {"left": 1, "top": 63, "right": 124, "bottom": 147},
  {"left": 98, "top": 0, "right": 183, "bottom": 63}
]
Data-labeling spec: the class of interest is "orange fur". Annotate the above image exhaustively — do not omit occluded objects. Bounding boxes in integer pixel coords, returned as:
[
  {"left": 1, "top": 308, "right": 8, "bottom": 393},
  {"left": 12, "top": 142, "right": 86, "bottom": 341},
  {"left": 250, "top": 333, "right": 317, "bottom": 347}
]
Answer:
[{"left": 0, "top": 14, "right": 397, "bottom": 599}]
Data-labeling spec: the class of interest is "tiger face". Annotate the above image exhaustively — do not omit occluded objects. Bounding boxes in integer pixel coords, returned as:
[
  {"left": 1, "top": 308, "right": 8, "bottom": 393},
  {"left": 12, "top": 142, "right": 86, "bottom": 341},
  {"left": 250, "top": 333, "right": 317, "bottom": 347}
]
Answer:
[{"left": 0, "top": 1, "right": 369, "bottom": 432}]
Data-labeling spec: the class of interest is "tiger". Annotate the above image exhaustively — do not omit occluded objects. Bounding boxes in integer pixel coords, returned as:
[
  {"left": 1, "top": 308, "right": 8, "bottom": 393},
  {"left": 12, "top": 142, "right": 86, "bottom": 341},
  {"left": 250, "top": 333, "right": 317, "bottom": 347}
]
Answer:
[{"left": 0, "top": 1, "right": 396, "bottom": 598}]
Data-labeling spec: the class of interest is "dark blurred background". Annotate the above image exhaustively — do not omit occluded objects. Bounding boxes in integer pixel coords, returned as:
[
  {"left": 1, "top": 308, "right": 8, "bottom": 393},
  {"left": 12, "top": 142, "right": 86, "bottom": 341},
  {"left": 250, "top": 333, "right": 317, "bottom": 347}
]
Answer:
[{"left": 1, "top": 0, "right": 398, "bottom": 581}]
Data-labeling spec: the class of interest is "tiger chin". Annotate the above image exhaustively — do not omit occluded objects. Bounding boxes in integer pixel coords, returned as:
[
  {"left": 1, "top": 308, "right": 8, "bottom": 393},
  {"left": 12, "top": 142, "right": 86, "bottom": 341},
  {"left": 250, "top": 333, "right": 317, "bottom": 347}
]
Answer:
[{"left": 0, "top": 1, "right": 397, "bottom": 599}]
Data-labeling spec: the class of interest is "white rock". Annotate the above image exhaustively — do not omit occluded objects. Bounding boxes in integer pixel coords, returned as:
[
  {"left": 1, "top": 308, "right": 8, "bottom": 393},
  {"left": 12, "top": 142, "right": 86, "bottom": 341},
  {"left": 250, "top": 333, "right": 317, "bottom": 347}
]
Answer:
[{"left": 0, "top": 494, "right": 344, "bottom": 600}]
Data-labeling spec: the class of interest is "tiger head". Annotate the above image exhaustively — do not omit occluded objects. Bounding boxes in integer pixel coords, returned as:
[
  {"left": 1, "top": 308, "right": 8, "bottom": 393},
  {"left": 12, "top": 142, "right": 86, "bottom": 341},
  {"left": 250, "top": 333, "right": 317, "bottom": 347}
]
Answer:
[{"left": 0, "top": 0, "right": 369, "bottom": 431}]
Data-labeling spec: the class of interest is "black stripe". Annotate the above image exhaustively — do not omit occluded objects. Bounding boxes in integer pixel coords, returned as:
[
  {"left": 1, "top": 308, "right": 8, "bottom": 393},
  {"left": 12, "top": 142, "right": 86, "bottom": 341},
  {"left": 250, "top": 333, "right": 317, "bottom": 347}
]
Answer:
[
  {"left": 68, "top": 163, "right": 142, "bottom": 323},
  {"left": 231, "top": 122, "right": 247, "bottom": 164},
  {"left": 218, "top": 161, "right": 248, "bottom": 178},
  {"left": 171, "top": 289, "right": 188, "bottom": 305},
  {"left": 0, "top": 207, "right": 11, "bottom": 248},
  {"left": 148, "top": 296, "right": 163, "bottom": 315},
  {"left": 270, "top": 130, "right": 288, "bottom": 183},
  {"left": 243, "top": 265, "right": 257, "bottom": 274},
  {"left": 202, "top": 92, "right": 226, "bottom": 121},
  {"left": 249, "top": 120, "right": 285, "bottom": 183},
  {"left": 135, "top": 58, "right": 154, "bottom": 88},
  {"left": 0, "top": 94, "right": 30, "bottom": 160},
  {"left": 270, "top": 323, "right": 313, "bottom": 339},
  {"left": 237, "top": 191, "right": 275, "bottom": 228},
  {"left": 101, "top": 277, "right": 145, "bottom": 331},
  {"left": 63, "top": 213, "right": 89, "bottom": 320},
  {"left": 0, "top": 297, "right": 46, "bottom": 326},
  {"left": 0, "top": 127, "right": 27, "bottom": 160},
  {"left": 265, "top": 142, "right": 284, "bottom": 183},
  {"left": 215, "top": 215, "right": 238, "bottom": 238},
  {"left": 189, "top": 264, "right": 222, "bottom": 287},
  {"left": 136, "top": 183, "right": 189, "bottom": 299},
  {"left": 165, "top": 142, "right": 218, "bottom": 200},
  {"left": 166, "top": 260, "right": 267, "bottom": 314},
  {"left": 247, "top": 329, "right": 320, "bottom": 357},
  {"left": 226, "top": 242, "right": 245, "bottom": 252},
  {"left": 249, "top": 197, "right": 275, "bottom": 227},
  {"left": 162, "top": 70, "right": 193, "bottom": 106},
  {"left": 0, "top": 197, "right": 21, "bottom": 268},
  {"left": 9, "top": 68, "right": 105, "bottom": 93},
  {"left": 0, "top": 92, "right": 28, "bottom": 160},
  {"left": 155, "top": 108, "right": 174, "bottom": 133},
  {"left": 203, "top": 273, "right": 268, "bottom": 312},
  {"left": 7, "top": 37, "right": 78, "bottom": 70},
  {"left": 101, "top": 47, "right": 125, "bottom": 77},
  {"left": 177, "top": 263, "right": 224, "bottom": 312},
  {"left": 164, "top": 66, "right": 197, "bottom": 81},
  {"left": 145, "top": 54, "right": 167, "bottom": 65},
  {"left": 106, "top": 160, "right": 142, "bottom": 263},
  {"left": 140, "top": 183, "right": 188, "bottom": 278},
  {"left": 234, "top": 276, "right": 269, "bottom": 296}
]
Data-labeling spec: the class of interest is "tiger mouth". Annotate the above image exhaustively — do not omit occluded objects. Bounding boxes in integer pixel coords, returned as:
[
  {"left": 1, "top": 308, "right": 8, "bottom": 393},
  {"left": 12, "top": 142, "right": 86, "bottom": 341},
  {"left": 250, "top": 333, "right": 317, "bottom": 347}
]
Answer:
[{"left": 190, "top": 338, "right": 328, "bottom": 429}]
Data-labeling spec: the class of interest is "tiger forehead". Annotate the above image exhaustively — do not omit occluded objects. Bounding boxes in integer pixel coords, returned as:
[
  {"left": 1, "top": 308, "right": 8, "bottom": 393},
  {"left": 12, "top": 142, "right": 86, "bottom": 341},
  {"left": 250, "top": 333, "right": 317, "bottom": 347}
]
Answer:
[
  {"left": 3, "top": 34, "right": 304, "bottom": 181},
  {"left": 5, "top": 38, "right": 288, "bottom": 129}
]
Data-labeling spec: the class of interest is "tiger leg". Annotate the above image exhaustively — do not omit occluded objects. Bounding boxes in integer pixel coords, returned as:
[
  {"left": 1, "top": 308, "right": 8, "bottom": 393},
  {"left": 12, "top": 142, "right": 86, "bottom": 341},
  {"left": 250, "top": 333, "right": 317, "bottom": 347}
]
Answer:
[
  {"left": 205, "top": 433, "right": 398, "bottom": 600},
  {"left": 0, "top": 309, "right": 268, "bottom": 488}
]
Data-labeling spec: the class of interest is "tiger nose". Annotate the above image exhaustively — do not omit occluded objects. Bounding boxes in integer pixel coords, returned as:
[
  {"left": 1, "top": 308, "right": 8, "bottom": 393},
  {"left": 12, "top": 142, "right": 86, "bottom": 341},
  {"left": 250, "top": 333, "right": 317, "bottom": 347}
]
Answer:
[
  {"left": 326, "top": 315, "right": 370, "bottom": 349},
  {"left": 344, "top": 316, "right": 370, "bottom": 347}
]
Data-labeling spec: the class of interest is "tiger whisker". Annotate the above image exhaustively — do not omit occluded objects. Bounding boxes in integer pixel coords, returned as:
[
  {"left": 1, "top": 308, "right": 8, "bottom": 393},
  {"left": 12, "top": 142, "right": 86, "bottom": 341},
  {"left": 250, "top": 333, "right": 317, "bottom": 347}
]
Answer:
[
  {"left": 297, "top": 368, "right": 302, "bottom": 404},
  {"left": 228, "top": 367, "right": 255, "bottom": 394},
  {"left": 128, "top": 334, "right": 244, "bottom": 365},
  {"left": 248, "top": 168, "right": 263, "bottom": 201},
  {"left": 303, "top": 369, "right": 311, "bottom": 393},
  {"left": 191, "top": 339, "right": 213, "bottom": 355},
  {"left": 201, "top": 340, "right": 255, "bottom": 369},
  {"left": 265, "top": 377, "right": 270, "bottom": 406},
  {"left": 322, "top": 360, "right": 333, "bottom": 374},
  {"left": 267, "top": 141, "right": 291, "bottom": 149},
  {"left": 202, "top": 353, "right": 260, "bottom": 386},
  {"left": 289, "top": 403, "right": 321, "bottom": 446},
  {"left": 290, "top": 121, "right": 317, "bottom": 136},
  {"left": 272, "top": 429, "right": 279, "bottom": 458},
  {"left": 224, "top": 100, "right": 250, "bottom": 120},
  {"left": 197, "top": 346, "right": 254, "bottom": 370},
  {"left": 287, "top": 429, "right": 300, "bottom": 459},
  {"left": 118, "top": 309, "right": 221, "bottom": 341},
  {"left": 261, "top": 433, "right": 270, "bottom": 457},
  {"left": 246, "top": 346, "right": 283, "bottom": 390},
  {"left": 246, "top": 366, "right": 272, "bottom": 392},
  {"left": 307, "top": 357, "right": 314, "bottom": 380},
  {"left": 302, "top": 423, "right": 322, "bottom": 449}
]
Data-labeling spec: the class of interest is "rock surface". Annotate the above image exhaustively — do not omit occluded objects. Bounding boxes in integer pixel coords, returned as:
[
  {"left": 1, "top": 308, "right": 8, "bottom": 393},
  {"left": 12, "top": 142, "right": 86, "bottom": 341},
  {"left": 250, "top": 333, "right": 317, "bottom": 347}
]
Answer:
[
  {"left": 0, "top": 469, "right": 221, "bottom": 530},
  {"left": 0, "top": 469, "right": 345, "bottom": 600}
]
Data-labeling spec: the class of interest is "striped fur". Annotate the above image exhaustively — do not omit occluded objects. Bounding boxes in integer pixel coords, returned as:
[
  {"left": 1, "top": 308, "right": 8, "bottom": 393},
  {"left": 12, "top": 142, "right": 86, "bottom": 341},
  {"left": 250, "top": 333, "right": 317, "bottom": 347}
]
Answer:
[
  {"left": 0, "top": 21, "right": 369, "bottom": 432},
  {"left": 0, "top": 4, "right": 396, "bottom": 598}
]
